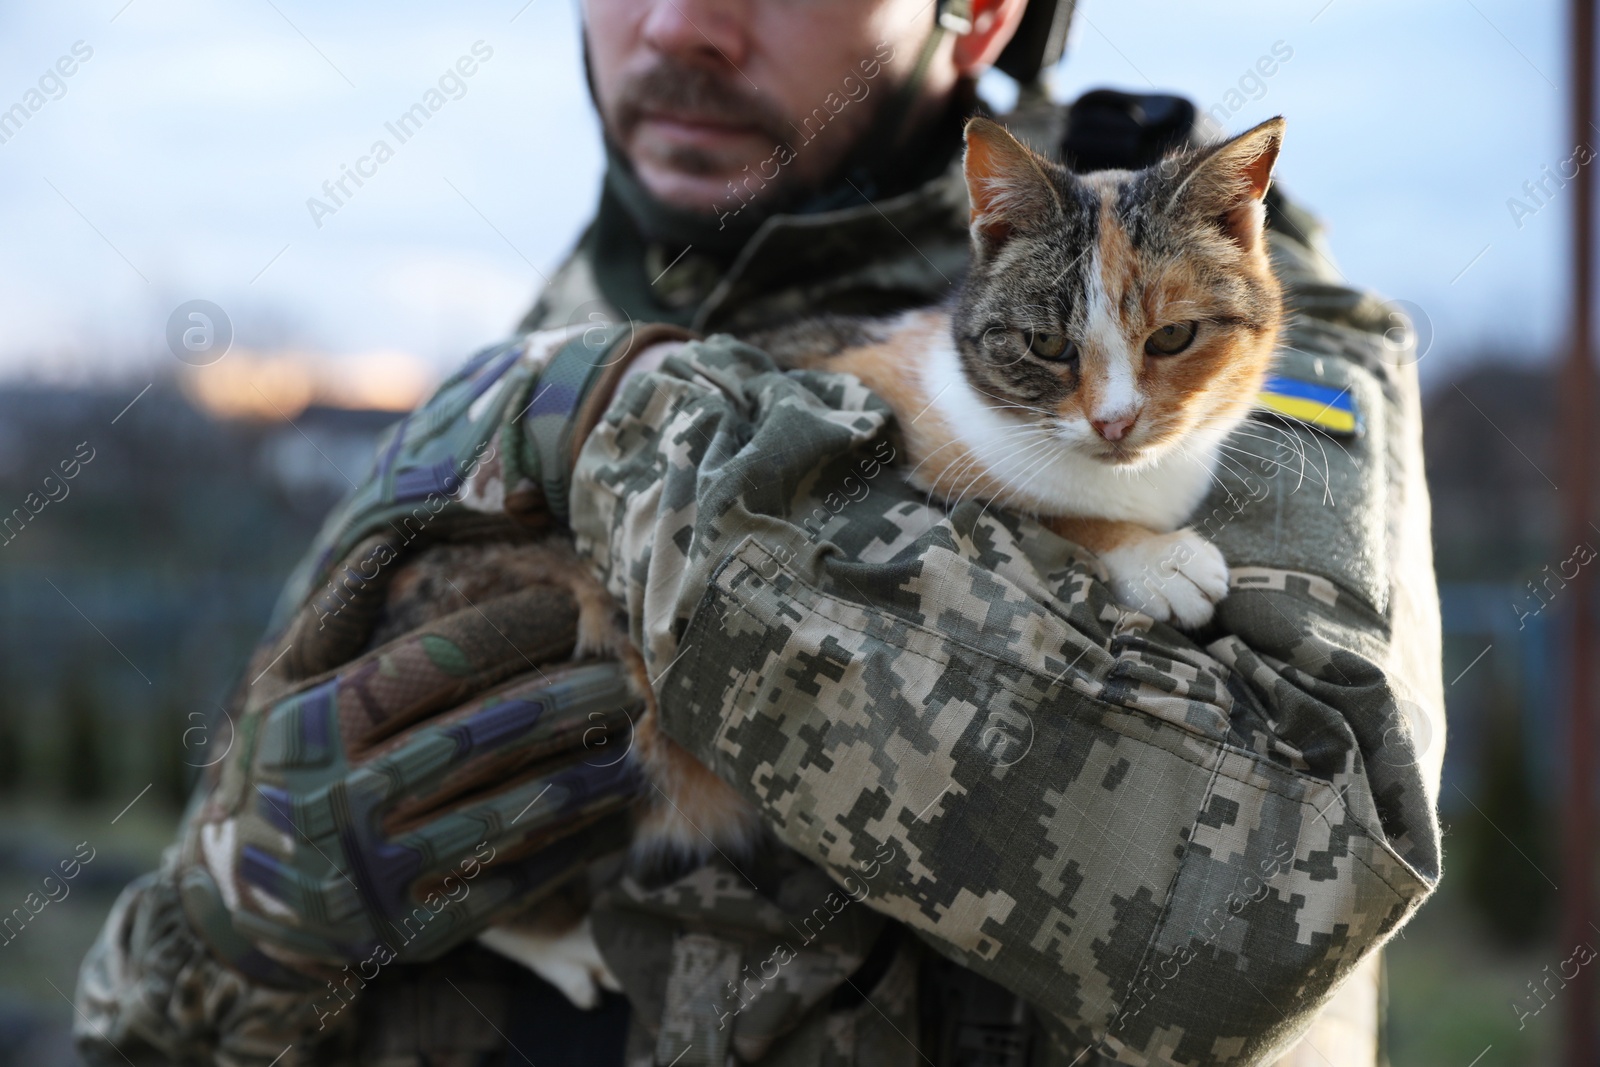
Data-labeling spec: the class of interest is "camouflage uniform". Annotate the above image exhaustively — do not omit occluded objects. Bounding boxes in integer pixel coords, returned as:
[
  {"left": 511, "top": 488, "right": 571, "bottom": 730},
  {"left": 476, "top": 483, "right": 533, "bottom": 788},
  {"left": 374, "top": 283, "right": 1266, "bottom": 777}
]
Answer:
[
  {"left": 75, "top": 90, "right": 1443, "bottom": 1066},
  {"left": 535, "top": 91, "right": 1443, "bottom": 1065}
]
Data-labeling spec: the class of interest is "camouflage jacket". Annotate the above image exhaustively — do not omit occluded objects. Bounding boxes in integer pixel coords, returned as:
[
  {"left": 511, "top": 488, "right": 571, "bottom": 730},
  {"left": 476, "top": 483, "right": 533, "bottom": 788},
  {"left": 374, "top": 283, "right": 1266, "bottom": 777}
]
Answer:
[
  {"left": 538, "top": 95, "right": 1444, "bottom": 1065},
  {"left": 75, "top": 90, "right": 1442, "bottom": 1067}
]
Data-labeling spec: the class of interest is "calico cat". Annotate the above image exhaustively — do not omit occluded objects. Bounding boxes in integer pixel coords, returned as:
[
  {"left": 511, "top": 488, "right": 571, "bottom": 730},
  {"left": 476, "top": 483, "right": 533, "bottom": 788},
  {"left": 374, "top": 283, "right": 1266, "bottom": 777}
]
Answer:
[
  {"left": 758, "top": 115, "right": 1285, "bottom": 627},
  {"left": 376, "top": 114, "right": 1286, "bottom": 1002}
]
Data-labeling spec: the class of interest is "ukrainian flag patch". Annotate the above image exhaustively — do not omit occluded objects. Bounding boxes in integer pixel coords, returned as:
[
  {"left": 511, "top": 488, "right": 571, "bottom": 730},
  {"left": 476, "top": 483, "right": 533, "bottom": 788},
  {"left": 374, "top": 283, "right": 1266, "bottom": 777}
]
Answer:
[{"left": 1256, "top": 374, "right": 1360, "bottom": 436}]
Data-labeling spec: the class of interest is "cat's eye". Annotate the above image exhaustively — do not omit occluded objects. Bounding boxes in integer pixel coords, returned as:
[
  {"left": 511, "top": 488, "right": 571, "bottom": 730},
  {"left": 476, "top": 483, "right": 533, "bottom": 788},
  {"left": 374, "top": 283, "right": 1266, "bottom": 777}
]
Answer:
[
  {"left": 1145, "top": 321, "right": 1198, "bottom": 356},
  {"left": 1027, "top": 330, "right": 1075, "bottom": 361}
]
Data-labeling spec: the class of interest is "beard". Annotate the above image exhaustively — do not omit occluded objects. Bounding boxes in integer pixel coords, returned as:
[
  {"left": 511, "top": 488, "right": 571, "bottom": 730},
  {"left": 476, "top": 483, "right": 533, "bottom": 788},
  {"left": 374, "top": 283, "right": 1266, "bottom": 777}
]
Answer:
[{"left": 604, "top": 58, "right": 837, "bottom": 217}]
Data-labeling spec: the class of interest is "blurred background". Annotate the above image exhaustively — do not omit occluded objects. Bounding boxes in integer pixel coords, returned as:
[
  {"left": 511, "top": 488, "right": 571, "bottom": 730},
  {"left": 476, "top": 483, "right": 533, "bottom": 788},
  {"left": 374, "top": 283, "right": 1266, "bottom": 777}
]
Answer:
[{"left": 0, "top": 0, "right": 1579, "bottom": 1063}]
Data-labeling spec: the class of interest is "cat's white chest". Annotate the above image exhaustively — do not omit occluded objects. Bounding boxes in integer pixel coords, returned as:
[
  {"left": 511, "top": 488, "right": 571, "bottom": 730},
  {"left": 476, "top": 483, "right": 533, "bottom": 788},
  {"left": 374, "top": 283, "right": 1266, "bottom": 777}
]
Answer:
[{"left": 921, "top": 335, "right": 1223, "bottom": 531}]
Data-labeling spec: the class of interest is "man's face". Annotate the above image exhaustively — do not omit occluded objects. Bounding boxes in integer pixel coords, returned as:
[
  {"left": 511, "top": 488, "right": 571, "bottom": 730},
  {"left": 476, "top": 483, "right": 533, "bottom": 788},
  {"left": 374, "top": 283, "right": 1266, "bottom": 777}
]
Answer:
[{"left": 584, "top": 0, "right": 945, "bottom": 219}]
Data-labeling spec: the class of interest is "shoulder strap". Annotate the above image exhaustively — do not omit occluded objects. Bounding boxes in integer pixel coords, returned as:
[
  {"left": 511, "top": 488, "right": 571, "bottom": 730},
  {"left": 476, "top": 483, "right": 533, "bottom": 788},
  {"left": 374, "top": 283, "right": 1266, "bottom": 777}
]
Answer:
[{"left": 1061, "top": 88, "right": 1202, "bottom": 172}]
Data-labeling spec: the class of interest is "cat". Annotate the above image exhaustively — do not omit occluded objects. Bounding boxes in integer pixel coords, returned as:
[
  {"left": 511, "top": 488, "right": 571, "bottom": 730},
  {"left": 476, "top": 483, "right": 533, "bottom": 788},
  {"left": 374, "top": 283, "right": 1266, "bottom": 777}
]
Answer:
[
  {"left": 372, "top": 113, "right": 1286, "bottom": 1004},
  {"left": 755, "top": 115, "right": 1285, "bottom": 627}
]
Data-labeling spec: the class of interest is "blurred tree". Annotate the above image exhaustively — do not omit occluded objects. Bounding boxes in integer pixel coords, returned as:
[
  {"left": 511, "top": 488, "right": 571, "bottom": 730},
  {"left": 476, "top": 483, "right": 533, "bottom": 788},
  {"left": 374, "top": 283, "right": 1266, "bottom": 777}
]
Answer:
[
  {"left": 0, "top": 652, "right": 22, "bottom": 797},
  {"left": 1455, "top": 681, "right": 1555, "bottom": 946},
  {"left": 0, "top": 703, "right": 21, "bottom": 797},
  {"left": 0, "top": 384, "right": 386, "bottom": 825},
  {"left": 155, "top": 699, "right": 196, "bottom": 811},
  {"left": 60, "top": 675, "right": 107, "bottom": 804}
]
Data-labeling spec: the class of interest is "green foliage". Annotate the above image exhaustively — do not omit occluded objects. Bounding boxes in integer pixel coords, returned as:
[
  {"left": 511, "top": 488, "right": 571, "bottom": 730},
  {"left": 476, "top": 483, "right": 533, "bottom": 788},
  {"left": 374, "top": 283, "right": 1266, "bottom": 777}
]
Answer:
[
  {"left": 59, "top": 676, "right": 106, "bottom": 805},
  {"left": 1455, "top": 685, "right": 1555, "bottom": 947}
]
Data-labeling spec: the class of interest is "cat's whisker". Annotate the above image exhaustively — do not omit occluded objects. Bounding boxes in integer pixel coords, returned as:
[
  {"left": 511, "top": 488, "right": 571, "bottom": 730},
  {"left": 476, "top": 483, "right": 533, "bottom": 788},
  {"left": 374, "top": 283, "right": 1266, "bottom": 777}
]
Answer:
[
  {"left": 908, "top": 425, "right": 1047, "bottom": 506},
  {"left": 1214, "top": 441, "right": 1314, "bottom": 494},
  {"left": 1197, "top": 423, "right": 1296, "bottom": 465},
  {"left": 968, "top": 388, "right": 1055, "bottom": 419},
  {"left": 1177, "top": 440, "right": 1244, "bottom": 508},
  {"left": 1289, "top": 420, "right": 1342, "bottom": 505},
  {"left": 969, "top": 459, "right": 1052, "bottom": 523},
  {"left": 1210, "top": 449, "right": 1265, "bottom": 499},
  {"left": 947, "top": 432, "right": 1059, "bottom": 515},
  {"left": 1187, "top": 413, "right": 1331, "bottom": 494},
  {"left": 1217, "top": 419, "right": 1307, "bottom": 454},
  {"left": 904, "top": 423, "right": 1042, "bottom": 484},
  {"left": 1222, "top": 430, "right": 1321, "bottom": 492},
  {"left": 923, "top": 438, "right": 1016, "bottom": 516},
  {"left": 1210, "top": 439, "right": 1281, "bottom": 476},
  {"left": 1247, "top": 435, "right": 1318, "bottom": 494},
  {"left": 945, "top": 445, "right": 1027, "bottom": 515},
  {"left": 1174, "top": 412, "right": 1311, "bottom": 496},
  {"left": 1220, "top": 414, "right": 1336, "bottom": 498},
  {"left": 1216, "top": 439, "right": 1334, "bottom": 508},
  {"left": 1174, "top": 439, "right": 1245, "bottom": 508},
  {"left": 974, "top": 438, "right": 1066, "bottom": 522}
]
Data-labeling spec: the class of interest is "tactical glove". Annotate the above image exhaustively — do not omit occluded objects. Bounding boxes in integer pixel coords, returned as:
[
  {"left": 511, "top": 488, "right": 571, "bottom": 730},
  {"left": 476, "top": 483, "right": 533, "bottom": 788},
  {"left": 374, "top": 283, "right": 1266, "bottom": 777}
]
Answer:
[
  {"left": 76, "top": 323, "right": 693, "bottom": 1065},
  {"left": 172, "top": 322, "right": 692, "bottom": 987},
  {"left": 175, "top": 545, "right": 646, "bottom": 987}
]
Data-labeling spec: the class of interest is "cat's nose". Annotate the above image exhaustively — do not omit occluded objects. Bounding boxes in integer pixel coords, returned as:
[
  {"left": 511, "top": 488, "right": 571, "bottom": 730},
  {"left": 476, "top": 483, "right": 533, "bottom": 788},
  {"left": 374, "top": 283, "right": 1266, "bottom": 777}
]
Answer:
[{"left": 1092, "top": 411, "right": 1139, "bottom": 442}]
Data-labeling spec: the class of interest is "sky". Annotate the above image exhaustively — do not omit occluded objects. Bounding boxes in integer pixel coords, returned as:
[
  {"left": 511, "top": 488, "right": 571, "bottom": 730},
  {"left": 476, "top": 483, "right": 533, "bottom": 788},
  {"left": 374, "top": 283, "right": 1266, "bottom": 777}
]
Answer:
[{"left": 0, "top": 0, "right": 1575, "bottom": 398}]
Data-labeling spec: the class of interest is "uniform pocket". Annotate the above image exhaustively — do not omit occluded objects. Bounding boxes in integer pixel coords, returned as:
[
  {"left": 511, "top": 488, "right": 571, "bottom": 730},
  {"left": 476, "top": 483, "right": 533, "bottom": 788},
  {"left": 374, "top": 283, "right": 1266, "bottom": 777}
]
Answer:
[{"left": 656, "top": 536, "right": 1430, "bottom": 1065}]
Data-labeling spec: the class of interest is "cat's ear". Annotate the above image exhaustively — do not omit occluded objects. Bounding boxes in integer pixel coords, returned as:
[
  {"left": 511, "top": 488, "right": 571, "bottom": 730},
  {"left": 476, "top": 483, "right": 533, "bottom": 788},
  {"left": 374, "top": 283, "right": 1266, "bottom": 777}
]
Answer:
[
  {"left": 1171, "top": 116, "right": 1284, "bottom": 252},
  {"left": 963, "top": 117, "right": 1058, "bottom": 249}
]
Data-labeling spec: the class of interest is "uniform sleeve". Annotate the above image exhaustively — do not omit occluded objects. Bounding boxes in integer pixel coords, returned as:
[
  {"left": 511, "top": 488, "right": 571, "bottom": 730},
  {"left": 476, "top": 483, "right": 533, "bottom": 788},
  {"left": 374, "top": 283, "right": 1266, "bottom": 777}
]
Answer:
[
  {"left": 569, "top": 219, "right": 1442, "bottom": 1065},
  {"left": 73, "top": 849, "right": 348, "bottom": 1067}
]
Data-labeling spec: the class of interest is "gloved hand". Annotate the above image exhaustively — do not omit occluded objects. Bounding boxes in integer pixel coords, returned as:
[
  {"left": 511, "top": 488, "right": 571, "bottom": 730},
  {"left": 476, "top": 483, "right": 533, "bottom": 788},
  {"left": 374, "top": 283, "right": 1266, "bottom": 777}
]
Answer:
[
  {"left": 175, "top": 543, "right": 647, "bottom": 987},
  {"left": 170, "top": 322, "right": 693, "bottom": 989}
]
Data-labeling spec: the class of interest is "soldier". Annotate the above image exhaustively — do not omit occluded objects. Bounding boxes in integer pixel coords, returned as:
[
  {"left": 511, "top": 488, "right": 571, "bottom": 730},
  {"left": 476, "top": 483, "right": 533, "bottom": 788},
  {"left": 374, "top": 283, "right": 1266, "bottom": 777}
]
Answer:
[{"left": 76, "top": 0, "right": 1444, "bottom": 1065}]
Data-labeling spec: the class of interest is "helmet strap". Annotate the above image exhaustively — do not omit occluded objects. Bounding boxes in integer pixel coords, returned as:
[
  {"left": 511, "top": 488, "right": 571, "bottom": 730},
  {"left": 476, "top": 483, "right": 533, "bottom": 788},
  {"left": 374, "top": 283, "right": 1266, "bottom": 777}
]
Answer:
[{"left": 867, "top": 8, "right": 955, "bottom": 160}]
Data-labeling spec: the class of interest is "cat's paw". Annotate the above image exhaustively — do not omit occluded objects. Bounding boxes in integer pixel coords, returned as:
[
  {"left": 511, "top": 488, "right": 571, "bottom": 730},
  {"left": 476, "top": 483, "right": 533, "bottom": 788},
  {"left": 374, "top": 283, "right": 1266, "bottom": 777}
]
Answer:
[
  {"left": 568, "top": 576, "right": 628, "bottom": 662},
  {"left": 1100, "top": 528, "right": 1229, "bottom": 628},
  {"left": 573, "top": 602, "right": 620, "bottom": 661}
]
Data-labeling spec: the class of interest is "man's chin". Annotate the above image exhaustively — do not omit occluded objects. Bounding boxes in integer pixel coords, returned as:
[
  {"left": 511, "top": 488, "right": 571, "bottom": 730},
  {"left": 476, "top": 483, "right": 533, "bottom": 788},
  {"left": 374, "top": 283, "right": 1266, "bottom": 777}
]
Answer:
[{"left": 631, "top": 160, "right": 769, "bottom": 220}]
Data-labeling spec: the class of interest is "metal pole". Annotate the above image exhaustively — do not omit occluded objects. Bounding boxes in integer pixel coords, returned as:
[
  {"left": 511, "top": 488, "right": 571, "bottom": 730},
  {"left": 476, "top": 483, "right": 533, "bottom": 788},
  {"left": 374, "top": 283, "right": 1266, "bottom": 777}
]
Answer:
[{"left": 1564, "top": 0, "right": 1597, "bottom": 1063}]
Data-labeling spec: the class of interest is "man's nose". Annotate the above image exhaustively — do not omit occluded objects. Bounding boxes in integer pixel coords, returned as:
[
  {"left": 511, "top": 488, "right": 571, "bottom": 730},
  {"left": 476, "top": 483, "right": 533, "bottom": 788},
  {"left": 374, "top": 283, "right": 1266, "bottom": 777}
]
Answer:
[
  {"left": 640, "top": 0, "right": 748, "bottom": 66},
  {"left": 1091, "top": 409, "right": 1140, "bottom": 442}
]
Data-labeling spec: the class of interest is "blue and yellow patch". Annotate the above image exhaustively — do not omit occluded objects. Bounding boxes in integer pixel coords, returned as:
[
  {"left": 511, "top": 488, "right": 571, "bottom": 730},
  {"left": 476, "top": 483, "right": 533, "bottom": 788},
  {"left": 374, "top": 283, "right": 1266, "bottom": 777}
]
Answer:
[{"left": 1256, "top": 374, "right": 1360, "bottom": 436}]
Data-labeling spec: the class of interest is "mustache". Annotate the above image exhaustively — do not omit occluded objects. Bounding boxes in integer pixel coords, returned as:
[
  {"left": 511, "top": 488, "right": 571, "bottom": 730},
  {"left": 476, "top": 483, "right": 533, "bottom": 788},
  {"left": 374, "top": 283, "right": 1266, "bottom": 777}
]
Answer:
[{"left": 610, "top": 61, "right": 791, "bottom": 145}]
